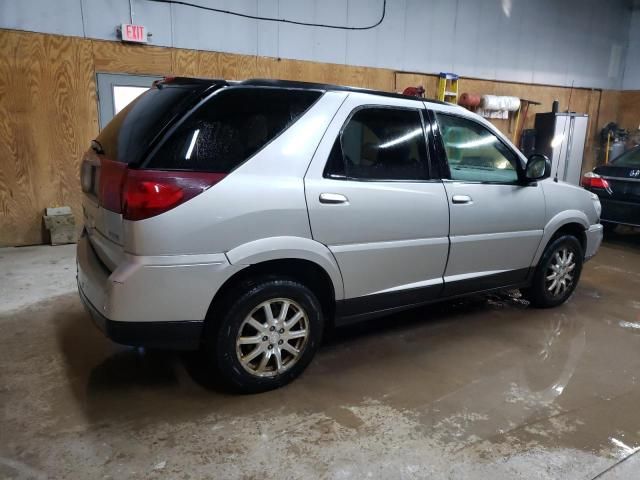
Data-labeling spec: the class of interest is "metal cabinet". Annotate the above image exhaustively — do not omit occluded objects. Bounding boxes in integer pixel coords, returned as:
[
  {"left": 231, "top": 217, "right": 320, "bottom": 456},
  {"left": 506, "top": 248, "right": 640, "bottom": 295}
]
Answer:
[{"left": 534, "top": 113, "right": 588, "bottom": 186}]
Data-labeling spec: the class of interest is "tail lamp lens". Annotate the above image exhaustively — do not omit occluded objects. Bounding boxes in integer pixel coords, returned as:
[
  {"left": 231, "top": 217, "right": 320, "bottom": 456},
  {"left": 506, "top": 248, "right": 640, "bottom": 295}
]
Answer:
[
  {"left": 581, "top": 172, "right": 610, "bottom": 190},
  {"left": 121, "top": 170, "right": 226, "bottom": 221},
  {"left": 123, "top": 180, "right": 184, "bottom": 221},
  {"left": 93, "top": 154, "right": 226, "bottom": 221}
]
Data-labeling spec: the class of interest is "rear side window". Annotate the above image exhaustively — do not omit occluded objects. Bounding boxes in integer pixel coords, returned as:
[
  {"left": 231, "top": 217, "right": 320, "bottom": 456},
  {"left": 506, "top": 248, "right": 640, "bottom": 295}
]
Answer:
[
  {"left": 324, "top": 107, "right": 429, "bottom": 181},
  {"left": 611, "top": 147, "right": 640, "bottom": 168},
  {"left": 146, "top": 88, "right": 322, "bottom": 172},
  {"left": 96, "top": 84, "right": 205, "bottom": 163}
]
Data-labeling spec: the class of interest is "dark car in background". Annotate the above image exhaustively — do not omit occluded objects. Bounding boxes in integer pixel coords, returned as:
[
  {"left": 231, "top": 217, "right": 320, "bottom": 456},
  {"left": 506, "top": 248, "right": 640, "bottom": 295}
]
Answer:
[{"left": 582, "top": 146, "right": 640, "bottom": 230}]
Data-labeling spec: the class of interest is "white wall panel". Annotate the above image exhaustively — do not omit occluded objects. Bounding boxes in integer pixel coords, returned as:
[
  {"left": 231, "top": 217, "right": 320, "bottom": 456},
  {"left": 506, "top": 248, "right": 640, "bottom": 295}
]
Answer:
[
  {"left": 256, "top": 0, "right": 278, "bottom": 57},
  {"left": 81, "top": 0, "right": 172, "bottom": 46},
  {"left": 0, "top": 0, "right": 84, "bottom": 36},
  {"left": 0, "top": 0, "right": 634, "bottom": 89},
  {"left": 277, "top": 0, "right": 314, "bottom": 61},
  {"left": 423, "top": 0, "right": 456, "bottom": 75},
  {"left": 402, "top": 0, "right": 430, "bottom": 73},
  {"left": 311, "top": 0, "right": 347, "bottom": 64},
  {"left": 623, "top": 9, "right": 640, "bottom": 90},
  {"left": 172, "top": 0, "right": 258, "bottom": 55},
  {"left": 345, "top": 0, "right": 379, "bottom": 67}
]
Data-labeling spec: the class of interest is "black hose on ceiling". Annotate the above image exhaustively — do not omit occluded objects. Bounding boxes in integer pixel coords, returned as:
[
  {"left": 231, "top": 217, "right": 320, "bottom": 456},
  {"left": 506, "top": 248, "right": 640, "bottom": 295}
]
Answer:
[{"left": 144, "top": 0, "right": 386, "bottom": 30}]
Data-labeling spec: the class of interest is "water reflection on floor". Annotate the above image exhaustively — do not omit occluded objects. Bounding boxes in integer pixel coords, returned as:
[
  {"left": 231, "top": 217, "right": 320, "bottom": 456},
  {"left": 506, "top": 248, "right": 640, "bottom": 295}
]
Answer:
[{"left": 1, "top": 232, "right": 639, "bottom": 479}]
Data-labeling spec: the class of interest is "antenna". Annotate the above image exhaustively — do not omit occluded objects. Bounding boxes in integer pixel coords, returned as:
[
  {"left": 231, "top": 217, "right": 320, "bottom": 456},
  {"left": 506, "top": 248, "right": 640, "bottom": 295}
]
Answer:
[{"left": 554, "top": 80, "right": 574, "bottom": 182}]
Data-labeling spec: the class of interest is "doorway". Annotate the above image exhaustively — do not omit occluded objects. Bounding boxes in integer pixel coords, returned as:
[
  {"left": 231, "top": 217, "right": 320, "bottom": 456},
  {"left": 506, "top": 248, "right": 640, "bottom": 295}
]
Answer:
[{"left": 96, "top": 73, "right": 162, "bottom": 129}]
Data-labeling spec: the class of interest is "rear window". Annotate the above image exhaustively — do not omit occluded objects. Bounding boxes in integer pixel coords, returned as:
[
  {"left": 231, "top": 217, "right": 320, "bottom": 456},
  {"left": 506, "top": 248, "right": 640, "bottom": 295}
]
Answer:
[
  {"left": 611, "top": 147, "right": 640, "bottom": 168},
  {"left": 96, "top": 84, "right": 207, "bottom": 163},
  {"left": 324, "top": 107, "right": 429, "bottom": 181},
  {"left": 144, "top": 87, "right": 322, "bottom": 172}
]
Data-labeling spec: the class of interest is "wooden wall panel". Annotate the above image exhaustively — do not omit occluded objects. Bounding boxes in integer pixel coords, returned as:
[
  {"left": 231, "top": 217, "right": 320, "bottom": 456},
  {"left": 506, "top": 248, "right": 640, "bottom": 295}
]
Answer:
[
  {"left": 0, "top": 30, "right": 98, "bottom": 246},
  {"left": 171, "top": 48, "right": 199, "bottom": 77},
  {"left": 256, "top": 57, "right": 395, "bottom": 91},
  {"left": 92, "top": 39, "right": 171, "bottom": 74},
  {"left": 618, "top": 91, "right": 640, "bottom": 132},
  {"left": 598, "top": 90, "right": 620, "bottom": 127},
  {"left": 173, "top": 49, "right": 259, "bottom": 80}
]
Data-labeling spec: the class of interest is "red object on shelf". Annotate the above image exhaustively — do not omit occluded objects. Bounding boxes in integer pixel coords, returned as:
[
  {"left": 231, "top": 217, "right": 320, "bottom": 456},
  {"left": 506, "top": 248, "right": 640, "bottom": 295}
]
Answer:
[
  {"left": 402, "top": 86, "right": 425, "bottom": 98},
  {"left": 458, "top": 93, "right": 481, "bottom": 108}
]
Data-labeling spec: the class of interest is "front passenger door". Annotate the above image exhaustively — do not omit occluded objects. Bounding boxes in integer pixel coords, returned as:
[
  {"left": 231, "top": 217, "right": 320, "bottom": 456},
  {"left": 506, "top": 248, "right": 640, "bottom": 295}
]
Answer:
[{"left": 433, "top": 111, "right": 546, "bottom": 296}]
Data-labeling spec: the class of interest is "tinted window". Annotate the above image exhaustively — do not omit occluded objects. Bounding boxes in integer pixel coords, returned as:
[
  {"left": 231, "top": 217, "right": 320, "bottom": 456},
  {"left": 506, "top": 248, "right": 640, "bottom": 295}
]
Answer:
[
  {"left": 611, "top": 147, "right": 640, "bottom": 168},
  {"left": 325, "top": 107, "right": 428, "bottom": 181},
  {"left": 436, "top": 113, "right": 520, "bottom": 183},
  {"left": 146, "top": 88, "right": 321, "bottom": 172},
  {"left": 97, "top": 84, "right": 205, "bottom": 163}
]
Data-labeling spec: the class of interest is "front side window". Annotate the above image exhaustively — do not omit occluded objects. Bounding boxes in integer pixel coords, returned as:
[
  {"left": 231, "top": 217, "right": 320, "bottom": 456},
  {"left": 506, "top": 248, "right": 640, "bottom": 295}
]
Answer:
[
  {"left": 436, "top": 113, "right": 520, "bottom": 183},
  {"left": 146, "top": 87, "right": 321, "bottom": 172},
  {"left": 324, "top": 107, "right": 429, "bottom": 181}
]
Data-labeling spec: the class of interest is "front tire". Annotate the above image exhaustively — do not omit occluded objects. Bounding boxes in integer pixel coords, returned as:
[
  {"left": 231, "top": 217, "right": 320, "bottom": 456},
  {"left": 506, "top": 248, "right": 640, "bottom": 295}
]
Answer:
[
  {"left": 522, "top": 235, "right": 584, "bottom": 308},
  {"left": 207, "top": 278, "right": 324, "bottom": 393}
]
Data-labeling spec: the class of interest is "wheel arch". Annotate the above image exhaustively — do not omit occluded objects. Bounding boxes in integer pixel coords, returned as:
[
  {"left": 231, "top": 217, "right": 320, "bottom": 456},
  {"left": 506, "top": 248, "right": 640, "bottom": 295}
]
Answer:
[
  {"left": 205, "top": 236, "right": 344, "bottom": 334},
  {"left": 206, "top": 257, "right": 338, "bottom": 335},
  {"left": 532, "top": 211, "right": 589, "bottom": 266}
]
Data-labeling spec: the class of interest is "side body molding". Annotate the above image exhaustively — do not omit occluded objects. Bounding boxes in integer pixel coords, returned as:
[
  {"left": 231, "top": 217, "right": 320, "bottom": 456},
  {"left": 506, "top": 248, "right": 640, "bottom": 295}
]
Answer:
[
  {"left": 531, "top": 210, "right": 590, "bottom": 265},
  {"left": 225, "top": 236, "right": 345, "bottom": 300}
]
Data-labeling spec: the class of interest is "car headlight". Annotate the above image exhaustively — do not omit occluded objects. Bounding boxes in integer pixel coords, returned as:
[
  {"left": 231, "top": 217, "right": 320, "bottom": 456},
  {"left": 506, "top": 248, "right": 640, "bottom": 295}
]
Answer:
[{"left": 590, "top": 193, "right": 602, "bottom": 218}]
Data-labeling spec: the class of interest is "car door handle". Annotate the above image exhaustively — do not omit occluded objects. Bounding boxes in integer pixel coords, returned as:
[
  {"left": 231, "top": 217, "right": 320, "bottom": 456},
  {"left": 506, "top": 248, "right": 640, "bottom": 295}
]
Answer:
[
  {"left": 319, "top": 193, "right": 349, "bottom": 204},
  {"left": 451, "top": 194, "right": 473, "bottom": 204}
]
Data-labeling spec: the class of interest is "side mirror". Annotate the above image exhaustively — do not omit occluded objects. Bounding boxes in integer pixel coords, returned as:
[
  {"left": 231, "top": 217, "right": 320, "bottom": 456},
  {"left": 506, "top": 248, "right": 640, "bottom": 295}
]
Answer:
[{"left": 525, "top": 154, "right": 551, "bottom": 182}]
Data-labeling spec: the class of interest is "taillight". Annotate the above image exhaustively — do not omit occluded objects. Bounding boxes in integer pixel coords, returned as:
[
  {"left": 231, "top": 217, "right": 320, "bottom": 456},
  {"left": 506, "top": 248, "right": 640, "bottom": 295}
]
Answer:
[
  {"left": 122, "top": 170, "right": 226, "bottom": 220},
  {"left": 93, "top": 155, "right": 225, "bottom": 220},
  {"left": 98, "top": 158, "right": 128, "bottom": 212},
  {"left": 581, "top": 172, "right": 610, "bottom": 190}
]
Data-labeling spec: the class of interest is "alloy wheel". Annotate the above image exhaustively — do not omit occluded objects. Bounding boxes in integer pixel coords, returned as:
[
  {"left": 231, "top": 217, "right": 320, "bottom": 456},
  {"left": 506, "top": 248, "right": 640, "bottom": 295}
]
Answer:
[
  {"left": 545, "top": 247, "right": 576, "bottom": 297},
  {"left": 235, "top": 298, "right": 310, "bottom": 377}
]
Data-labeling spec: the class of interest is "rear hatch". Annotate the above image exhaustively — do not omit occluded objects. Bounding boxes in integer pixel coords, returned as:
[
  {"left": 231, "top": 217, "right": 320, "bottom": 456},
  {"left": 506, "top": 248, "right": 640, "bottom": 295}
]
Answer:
[
  {"left": 80, "top": 79, "right": 221, "bottom": 270},
  {"left": 81, "top": 79, "right": 324, "bottom": 269}
]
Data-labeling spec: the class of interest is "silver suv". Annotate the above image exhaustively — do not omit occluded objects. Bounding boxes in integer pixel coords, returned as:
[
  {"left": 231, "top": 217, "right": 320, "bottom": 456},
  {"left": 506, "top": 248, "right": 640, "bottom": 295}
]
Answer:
[{"left": 77, "top": 78, "right": 603, "bottom": 392}]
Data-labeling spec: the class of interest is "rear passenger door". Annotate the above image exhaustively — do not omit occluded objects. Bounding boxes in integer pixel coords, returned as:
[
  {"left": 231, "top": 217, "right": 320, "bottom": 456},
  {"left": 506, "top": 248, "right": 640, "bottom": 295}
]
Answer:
[
  {"left": 305, "top": 94, "right": 450, "bottom": 317},
  {"left": 430, "top": 110, "right": 545, "bottom": 295}
]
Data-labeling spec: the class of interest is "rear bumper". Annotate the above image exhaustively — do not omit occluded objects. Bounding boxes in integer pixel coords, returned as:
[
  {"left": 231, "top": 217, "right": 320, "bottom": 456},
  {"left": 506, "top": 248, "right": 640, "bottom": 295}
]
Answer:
[
  {"left": 76, "top": 231, "right": 242, "bottom": 350},
  {"left": 78, "top": 282, "right": 203, "bottom": 349},
  {"left": 584, "top": 223, "right": 603, "bottom": 261},
  {"left": 600, "top": 199, "right": 640, "bottom": 227}
]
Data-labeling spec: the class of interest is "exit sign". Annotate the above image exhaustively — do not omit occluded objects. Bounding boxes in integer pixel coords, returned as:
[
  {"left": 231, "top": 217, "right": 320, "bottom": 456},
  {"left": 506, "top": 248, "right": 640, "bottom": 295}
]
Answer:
[{"left": 120, "top": 24, "right": 147, "bottom": 43}]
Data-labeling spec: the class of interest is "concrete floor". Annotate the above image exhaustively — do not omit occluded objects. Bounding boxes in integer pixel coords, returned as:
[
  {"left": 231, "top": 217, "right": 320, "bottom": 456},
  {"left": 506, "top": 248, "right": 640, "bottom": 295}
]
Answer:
[{"left": 1, "top": 232, "right": 640, "bottom": 479}]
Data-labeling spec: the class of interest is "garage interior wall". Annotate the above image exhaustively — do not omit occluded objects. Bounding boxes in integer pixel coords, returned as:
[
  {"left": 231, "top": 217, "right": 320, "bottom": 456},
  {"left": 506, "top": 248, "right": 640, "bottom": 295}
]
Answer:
[
  {"left": 0, "top": 0, "right": 632, "bottom": 89},
  {"left": 0, "top": 1, "right": 639, "bottom": 246},
  {"left": 619, "top": 8, "right": 640, "bottom": 132}
]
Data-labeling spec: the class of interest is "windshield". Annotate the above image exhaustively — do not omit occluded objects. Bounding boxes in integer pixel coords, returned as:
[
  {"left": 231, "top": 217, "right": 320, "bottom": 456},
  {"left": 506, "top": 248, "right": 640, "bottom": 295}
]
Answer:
[{"left": 611, "top": 147, "right": 640, "bottom": 168}]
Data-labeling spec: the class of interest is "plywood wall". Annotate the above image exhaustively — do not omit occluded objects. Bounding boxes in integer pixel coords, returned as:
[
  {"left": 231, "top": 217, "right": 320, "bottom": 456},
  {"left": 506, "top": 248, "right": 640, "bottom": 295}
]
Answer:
[
  {"left": 0, "top": 28, "right": 632, "bottom": 246},
  {"left": 0, "top": 30, "right": 98, "bottom": 246},
  {"left": 618, "top": 91, "right": 640, "bottom": 133}
]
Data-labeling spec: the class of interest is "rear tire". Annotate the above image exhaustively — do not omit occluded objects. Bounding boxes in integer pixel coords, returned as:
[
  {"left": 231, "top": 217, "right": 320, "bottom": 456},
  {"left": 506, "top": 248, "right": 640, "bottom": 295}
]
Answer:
[
  {"left": 522, "top": 235, "right": 583, "bottom": 308},
  {"left": 206, "top": 278, "right": 323, "bottom": 393}
]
